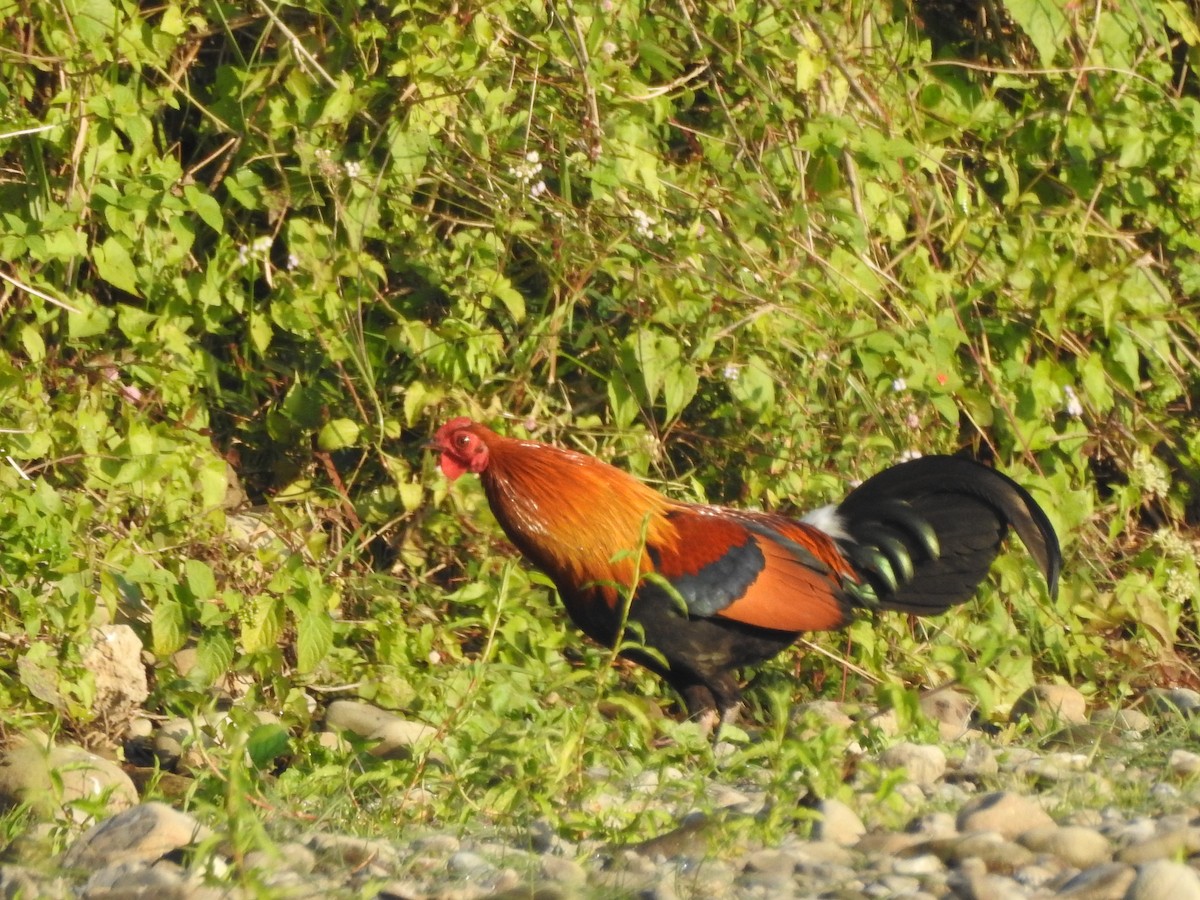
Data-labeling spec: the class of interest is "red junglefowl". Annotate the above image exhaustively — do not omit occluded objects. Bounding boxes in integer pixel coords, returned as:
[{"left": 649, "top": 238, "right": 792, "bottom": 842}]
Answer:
[{"left": 433, "top": 417, "right": 1061, "bottom": 732}]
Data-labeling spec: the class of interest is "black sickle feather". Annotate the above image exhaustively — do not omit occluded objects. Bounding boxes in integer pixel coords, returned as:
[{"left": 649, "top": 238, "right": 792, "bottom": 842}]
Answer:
[{"left": 835, "top": 455, "right": 1061, "bottom": 615}]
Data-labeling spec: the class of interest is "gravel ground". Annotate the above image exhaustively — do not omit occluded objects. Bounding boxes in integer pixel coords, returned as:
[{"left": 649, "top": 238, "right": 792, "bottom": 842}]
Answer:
[{"left": 3, "top": 682, "right": 1200, "bottom": 899}]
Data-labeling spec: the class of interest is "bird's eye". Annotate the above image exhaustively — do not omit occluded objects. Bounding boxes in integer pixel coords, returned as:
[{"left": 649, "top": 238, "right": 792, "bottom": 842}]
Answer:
[{"left": 455, "top": 433, "right": 471, "bottom": 448}]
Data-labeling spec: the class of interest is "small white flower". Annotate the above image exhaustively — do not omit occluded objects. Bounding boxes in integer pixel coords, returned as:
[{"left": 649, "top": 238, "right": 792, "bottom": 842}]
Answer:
[
  {"left": 529, "top": 180, "right": 547, "bottom": 199},
  {"left": 1153, "top": 528, "right": 1193, "bottom": 559},
  {"left": 899, "top": 449, "right": 923, "bottom": 462},
  {"left": 509, "top": 152, "right": 544, "bottom": 186},
  {"left": 1133, "top": 448, "right": 1170, "bottom": 497},
  {"left": 905, "top": 412, "right": 920, "bottom": 429},
  {"left": 237, "top": 244, "right": 249, "bottom": 265},
  {"left": 344, "top": 160, "right": 362, "bottom": 179},
  {"left": 1165, "top": 568, "right": 1194, "bottom": 604},
  {"left": 722, "top": 363, "right": 740, "bottom": 381},
  {"left": 632, "top": 208, "right": 655, "bottom": 238},
  {"left": 287, "top": 252, "right": 300, "bottom": 270},
  {"left": 892, "top": 377, "right": 907, "bottom": 393},
  {"left": 601, "top": 40, "right": 618, "bottom": 57},
  {"left": 1063, "top": 385, "right": 1083, "bottom": 418},
  {"left": 252, "top": 236, "right": 273, "bottom": 254}
]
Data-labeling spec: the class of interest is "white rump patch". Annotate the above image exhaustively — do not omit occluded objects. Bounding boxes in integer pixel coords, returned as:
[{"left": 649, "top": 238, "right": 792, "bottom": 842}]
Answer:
[{"left": 801, "top": 504, "right": 850, "bottom": 540}]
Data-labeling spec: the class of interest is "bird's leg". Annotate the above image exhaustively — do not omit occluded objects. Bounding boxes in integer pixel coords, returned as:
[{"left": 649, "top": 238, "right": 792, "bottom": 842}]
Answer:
[{"left": 675, "top": 677, "right": 743, "bottom": 741}]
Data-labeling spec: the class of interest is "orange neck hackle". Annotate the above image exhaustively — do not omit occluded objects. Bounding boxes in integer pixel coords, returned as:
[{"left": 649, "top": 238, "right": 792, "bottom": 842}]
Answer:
[{"left": 450, "top": 422, "right": 679, "bottom": 604}]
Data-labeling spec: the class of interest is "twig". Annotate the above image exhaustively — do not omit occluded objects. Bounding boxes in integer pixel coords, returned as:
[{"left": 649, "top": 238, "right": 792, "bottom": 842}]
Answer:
[{"left": 0, "top": 270, "right": 83, "bottom": 315}]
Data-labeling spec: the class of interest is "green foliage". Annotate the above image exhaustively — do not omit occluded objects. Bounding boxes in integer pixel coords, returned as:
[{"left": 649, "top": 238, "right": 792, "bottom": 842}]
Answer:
[{"left": 1, "top": 0, "right": 1199, "bottom": 848}]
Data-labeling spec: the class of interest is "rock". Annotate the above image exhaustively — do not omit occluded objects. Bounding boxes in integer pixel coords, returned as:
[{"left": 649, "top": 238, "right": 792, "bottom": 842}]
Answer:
[
  {"left": 1055, "top": 862, "right": 1137, "bottom": 899},
  {"left": 789, "top": 838, "right": 855, "bottom": 866},
  {"left": 125, "top": 717, "right": 154, "bottom": 740},
  {"left": 814, "top": 798, "right": 865, "bottom": 846},
  {"left": 244, "top": 841, "right": 317, "bottom": 877},
  {"left": 1142, "top": 688, "right": 1200, "bottom": 718},
  {"left": 947, "top": 860, "right": 1028, "bottom": 900},
  {"left": 0, "top": 864, "right": 66, "bottom": 900},
  {"left": 855, "top": 831, "right": 925, "bottom": 855},
  {"left": 412, "top": 834, "right": 461, "bottom": 854},
  {"left": 926, "top": 831, "right": 1035, "bottom": 872},
  {"left": 79, "top": 859, "right": 188, "bottom": 898},
  {"left": 1042, "top": 723, "right": 1123, "bottom": 751},
  {"left": 623, "top": 812, "right": 712, "bottom": 859},
  {"left": 82, "top": 625, "right": 149, "bottom": 723},
  {"left": 1090, "top": 707, "right": 1153, "bottom": 735},
  {"left": 1168, "top": 748, "right": 1200, "bottom": 778},
  {"left": 957, "top": 791, "right": 1054, "bottom": 839},
  {"left": 368, "top": 718, "right": 439, "bottom": 760},
  {"left": 1126, "top": 859, "right": 1200, "bottom": 900},
  {"left": 1114, "top": 827, "right": 1200, "bottom": 864},
  {"left": 307, "top": 833, "right": 401, "bottom": 874},
  {"left": 62, "top": 802, "right": 209, "bottom": 869},
  {"left": 791, "top": 700, "right": 854, "bottom": 730},
  {"left": 446, "top": 849, "right": 494, "bottom": 877},
  {"left": 324, "top": 700, "right": 402, "bottom": 737},
  {"left": 956, "top": 739, "right": 999, "bottom": 779},
  {"left": 0, "top": 735, "right": 138, "bottom": 821},
  {"left": 907, "top": 811, "right": 958, "bottom": 838},
  {"left": 742, "top": 848, "right": 795, "bottom": 877},
  {"left": 879, "top": 742, "right": 947, "bottom": 787},
  {"left": 1016, "top": 824, "right": 1111, "bottom": 868},
  {"left": 540, "top": 855, "right": 586, "bottom": 886},
  {"left": 920, "top": 687, "right": 976, "bottom": 739},
  {"left": 892, "top": 853, "right": 945, "bottom": 875},
  {"left": 1010, "top": 683, "right": 1087, "bottom": 730}
]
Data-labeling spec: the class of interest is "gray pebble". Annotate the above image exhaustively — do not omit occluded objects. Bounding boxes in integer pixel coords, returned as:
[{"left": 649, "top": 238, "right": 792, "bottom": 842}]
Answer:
[
  {"left": 1056, "top": 862, "right": 1137, "bottom": 899},
  {"left": 1016, "top": 824, "right": 1112, "bottom": 868},
  {"left": 1168, "top": 749, "right": 1200, "bottom": 778},
  {"left": 1011, "top": 683, "right": 1088, "bottom": 730},
  {"left": 63, "top": 803, "right": 209, "bottom": 870},
  {"left": 879, "top": 742, "right": 947, "bottom": 787},
  {"left": 324, "top": 699, "right": 401, "bottom": 737},
  {"left": 814, "top": 798, "right": 866, "bottom": 846},
  {"left": 540, "top": 854, "right": 586, "bottom": 886},
  {"left": 80, "top": 860, "right": 186, "bottom": 899},
  {"left": 1114, "top": 827, "right": 1200, "bottom": 864},
  {"left": 1142, "top": 687, "right": 1200, "bottom": 717},
  {"left": 920, "top": 688, "right": 976, "bottom": 740},
  {"left": 1125, "top": 859, "right": 1200, "bottom": 900},
  {"left": 957, "top": 791, "right": 1055, "bottom": 839},
  {"left": 1090, "top": 707, "right": 1153, "bottom": 735},
  {"left": 0, "top": 736, "right": 139, "bottom": 821}
]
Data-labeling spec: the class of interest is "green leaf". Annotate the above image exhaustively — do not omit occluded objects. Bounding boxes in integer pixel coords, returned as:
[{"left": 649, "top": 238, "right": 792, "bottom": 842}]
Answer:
[
  {"left": 246, "top": 722, "right": 290, "bottom": 769},
  {"left": 728, "top": 356, "right": 776, "bottom": 416},
  {"left": 1005, "top": 0, "right": 1071, "bottom": 67},
  {"left": 318, "top": 419, "right": 361, "bottom": 451},
  {"left": 93, "top": 237, "right": 141, "bottom": 296},
  {"left": 248, "top": 311, "right": 273, "bottom": 354},
  {"left": 185, "top": 559, "right": 217, "bottom": 602},
  {"left": 194, "top": 631, "right": 235, "bottom": 684},
  {"left": 184, "top": 184, "right": 224, "bottom": 232},
  {"left": 662, "top": 364, "right": 698, "bottom": 422},
  {"left": 242, "top": 596, "right": 284, "bottom": 653},
  {"left": 19, "top": 325, "right": 45, "bottom": 362},
  {"left": 152, "top": 598, "right": 188, "bottom": 655},
  {"left": 67, "top": 302, "right": 113, "bottom": 339},
  {"left": 296, "top": 607, "right": 333, "bottom": 673}
]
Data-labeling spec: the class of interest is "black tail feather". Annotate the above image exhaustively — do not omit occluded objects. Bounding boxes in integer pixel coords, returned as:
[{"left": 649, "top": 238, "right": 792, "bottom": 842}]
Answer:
[{"left": 835, "top": 455, "right": 1061, "bottom": 615}]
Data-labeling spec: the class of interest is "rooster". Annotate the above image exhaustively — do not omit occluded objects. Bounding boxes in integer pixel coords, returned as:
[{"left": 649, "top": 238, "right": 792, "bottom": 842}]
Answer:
[{"left": 433, "top": 417, "right": 1061, "bottom": 732}]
